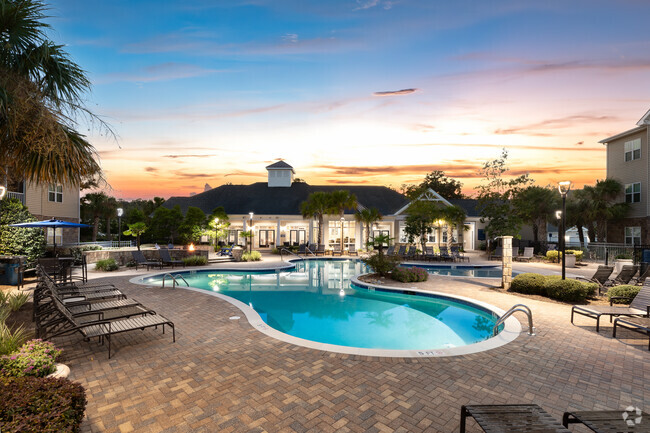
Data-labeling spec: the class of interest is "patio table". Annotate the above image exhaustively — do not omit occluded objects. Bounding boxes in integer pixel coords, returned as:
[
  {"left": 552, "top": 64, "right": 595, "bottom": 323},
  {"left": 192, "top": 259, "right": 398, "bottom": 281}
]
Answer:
[
  {"left": 460, "top": 404, "right": 570, "bottom": 433},
  {"left": 563, "top": 410, "right": 650, "bottom": 432}
]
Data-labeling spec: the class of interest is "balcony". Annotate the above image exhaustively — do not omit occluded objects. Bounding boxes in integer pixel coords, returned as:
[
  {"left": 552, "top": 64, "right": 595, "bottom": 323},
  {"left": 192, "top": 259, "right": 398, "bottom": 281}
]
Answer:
[{"left": 6, "top": 191, "right": 25, "bottom": 205}]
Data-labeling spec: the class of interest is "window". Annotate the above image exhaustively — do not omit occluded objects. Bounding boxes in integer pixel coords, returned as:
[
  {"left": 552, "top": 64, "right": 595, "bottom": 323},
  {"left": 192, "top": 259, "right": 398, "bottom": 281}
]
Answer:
[
  {"left": 625, "top": 227, "right": 641, "bottom": 245},
  {"left": 48, "top": 184, "right": 63, "bottom": 203},
  {"left": 625, "top": 182, "right": 641, "bottom": 203},
  {"left": 46, "top": 228, "right": 62, "bottom": 246},
  {"left": 624, "top": 138, "right": 641, "bottom": 161}
]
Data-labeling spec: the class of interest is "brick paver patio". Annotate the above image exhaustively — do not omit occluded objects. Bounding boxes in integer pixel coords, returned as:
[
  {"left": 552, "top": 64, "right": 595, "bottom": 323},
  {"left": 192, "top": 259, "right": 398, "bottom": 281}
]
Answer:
[{"left": 34, "top": 260, "right": 650, "bottom": 432}]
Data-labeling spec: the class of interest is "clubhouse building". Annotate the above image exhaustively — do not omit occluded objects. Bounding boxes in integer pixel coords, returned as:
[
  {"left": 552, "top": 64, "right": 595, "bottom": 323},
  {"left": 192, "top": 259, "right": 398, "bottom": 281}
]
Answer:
[{"left": 163, "top": 162, "right": 487, "bottom": 251}]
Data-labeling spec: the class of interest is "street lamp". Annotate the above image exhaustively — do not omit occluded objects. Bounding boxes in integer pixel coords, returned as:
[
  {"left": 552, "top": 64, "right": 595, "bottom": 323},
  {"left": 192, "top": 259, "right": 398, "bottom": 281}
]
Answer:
[
  {"left": 214, "top": 217, "right": 219, "bottom": 249},
  {"left": 117, "top": 208, "right": 124, "bottom": 246},
  {"left": 340, "top": 217, "right": 345, "bottom": 253},
  {"left": 249, "top": 212, "right": 254, "bottom": 253},
  {"left": 558, "top": 181, "right": 572, "bottom": 280}
]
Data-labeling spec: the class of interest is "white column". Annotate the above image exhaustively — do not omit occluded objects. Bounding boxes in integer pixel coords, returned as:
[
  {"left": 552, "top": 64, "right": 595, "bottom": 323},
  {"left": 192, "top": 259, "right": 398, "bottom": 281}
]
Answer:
[
  {"left": 356, "top": 221, "right": 362, "bottom": 248},
  {"left": 308, "top": 219, "right": 314, "bottom": 244},
  {"left": 276, "top": 219, "right": 281, "bottom": 248}
]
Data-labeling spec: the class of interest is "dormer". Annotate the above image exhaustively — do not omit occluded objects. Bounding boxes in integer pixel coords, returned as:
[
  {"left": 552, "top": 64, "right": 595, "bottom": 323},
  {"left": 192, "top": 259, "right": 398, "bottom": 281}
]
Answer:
[
  {"left": 266, "top": 161, "right": 295, "bottom": 187},
  {"left": 637, "top": 108, "right": 650, "bottom": 126}
]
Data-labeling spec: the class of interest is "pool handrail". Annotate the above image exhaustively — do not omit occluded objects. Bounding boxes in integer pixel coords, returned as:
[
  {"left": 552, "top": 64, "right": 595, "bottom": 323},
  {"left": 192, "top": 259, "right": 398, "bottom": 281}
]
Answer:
[
  {"left": 280, "top": 248, "right": 306, "bottom": 262},
  {"left": 493, "top": 304, "right": 535, "bottom": 336},
  {"left": 162, "top": 273, "right": 189, "bottom": 289}
]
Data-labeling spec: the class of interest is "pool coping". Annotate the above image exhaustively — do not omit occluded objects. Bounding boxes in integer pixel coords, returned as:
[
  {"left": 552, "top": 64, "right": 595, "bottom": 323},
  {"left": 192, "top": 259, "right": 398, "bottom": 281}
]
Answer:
[{"left": 129, "top": 260, "right": 522, "bottom": 358}]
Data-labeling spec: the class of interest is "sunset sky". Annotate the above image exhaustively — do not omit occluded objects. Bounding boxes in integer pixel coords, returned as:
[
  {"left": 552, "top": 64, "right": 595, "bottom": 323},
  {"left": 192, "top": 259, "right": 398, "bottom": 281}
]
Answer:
[{"left": 51, "top": 0, "right": 650, "bottom": 200}]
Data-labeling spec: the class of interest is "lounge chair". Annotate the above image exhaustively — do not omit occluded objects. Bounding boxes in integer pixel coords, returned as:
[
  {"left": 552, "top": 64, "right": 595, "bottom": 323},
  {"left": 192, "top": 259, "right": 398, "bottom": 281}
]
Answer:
[
  {"left": 439, "top": 246, "right": 454, "bottom": 262},
  {"left": 159, "top": 248, "right": 185, "bottom": 268},
  {"left": 515, "top": 247, "right": 534, "bottom": 262},
  {"left": 633, "top": 266, "right": 650, "bottom": 285},
  {"left": 385, "top": 245, "right": 395, "bottom": 256},
  {"left": 490, "top": 246, "right": 503, "bottom": 261},
  {"left": 613, "top": 316, "right": 650, "bottom": 350},
  {"left": 307, "top": 243, "right": 317, "bottom": 255},
  {"left": 297, "top": 244, "right": 307, "bottom": 255},
  {"left": 571, "top": 281, "right": 650, "bottom": 332},
  {"left": 348, "top": 245, "right": 358, "bottom": 256},
  {"left": 611, "top": 264, "right": 638, "bottom": 286},
  {"left": 45, "top": 296, "right": 175, "bottom": 359},
  {"left": 315, "top": 245, "right": 326, "bottom": 256},
  {"left": 575, "top": 265, "right": 614, "bottom": 295},
  {"left": 424, "top": 246, "right": 437, "bottom": 262},
  {"left": 403, "top": 246, "right": 416, "bottom": 260},
  {"left": 563, "top": 409, "right": 650, "bottom": 430},
  {"left": 132, "top": 250, "right": 162, "bottom": 270},
  {"left": 451, "top": 246, "right": 469, "bottom": 262},
  {"left": 461, "top": 404, "right": 571, "bottom": 433},
  {"left": 396, "top": 245, "right": 406, "bottom": 257},
  {"left": 332, "top": 244, "right": 342, "bottom": 256}
]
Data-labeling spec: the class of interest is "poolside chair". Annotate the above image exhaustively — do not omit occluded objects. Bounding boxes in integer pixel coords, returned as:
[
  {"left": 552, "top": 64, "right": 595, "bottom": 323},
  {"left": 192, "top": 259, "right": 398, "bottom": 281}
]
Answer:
[
  {"left": 451, "top": 246, "right": 469, "bottom": 263},
  {"left": 424, "top": 246, "right": 437, "bottom": 262},
  {"left": 563, "top": 409, "right": 650, "bottom": 430},
  {"left": 45, "top": 296, "right": 175, "bottom": 359},
  {"left": 307, "top": 243, "right": 317, "bottom": 255},
  {"left": 512, "top": 247, "right": 519, "bottom": 259},
  {"left": 439, "top": 246, "right": 454, "bottom": 262},
  {"left": 575, "top": 265, "right": 614, "bottom": 295},
  {"left": 461, "top": 404, "right": 571, "bottom": 433},
  {"left": 217, "top": 247, "right": 232, "bottom": 257},
  {"left": 385, "top": 245, "right": 395, "bottom": 256},
  {"left": 403, "top": 246, "right": 416, "bottom": 260},
  {"left": 632, "top": 266, "right": 650, "bottom": 285},
  {"left": 490, "top": 246, "right": 503, "bottom": 261},
  {"left": 348, "top": 245, "right": 358, "bottom": 256},
  {"left": 297, "top": 244, "right": 307, "bottom": 255},
  {"left": 396, "top": 245, "right": 406, "bottom": 258},
  {"left": 515, "top": 247, "right": 534, "bottom": 262},
  {"left": 132, "top": 250, "right": 162, "bottom": 271},
  {"left": 613, "top": 316, "right": 650, "bottom": 350},
  {"left": 571, "top": 280, "right": 650, "bottom": 332},
  {"left": 611, "top": 264, "right": 638, "bottom": 286},
  {"left": 315, "top": 244, "right": 326, "bottom": 256},
  {"left": 332, "top": 244, "right": 342, "bottom": 256},
  {"left": 159, "top": 248, "right": 185, "bottom": 268}
]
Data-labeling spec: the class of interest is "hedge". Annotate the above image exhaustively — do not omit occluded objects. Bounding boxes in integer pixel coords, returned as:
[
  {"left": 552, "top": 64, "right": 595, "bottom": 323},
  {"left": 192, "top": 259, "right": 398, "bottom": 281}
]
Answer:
[
  {"left": 0, "top": 376, "right": 86, "bottom": 433},
  {"left": 391, "top": 267, "right": 429, "bottom": 283},
  {"left": 94, "top": 258, "right": 118, "bottom": 272},
  {"left": 509, "top": 273, "right": 597, "bottom": 302},
  {"left": 183, "top": 255, "right": 208, "bottom": 266},
  {"left": 607, "top": 285, "right": 641, "bottom": 304},
  {"left": 546, "top": 250, "right": 583, "bottom": 262}
]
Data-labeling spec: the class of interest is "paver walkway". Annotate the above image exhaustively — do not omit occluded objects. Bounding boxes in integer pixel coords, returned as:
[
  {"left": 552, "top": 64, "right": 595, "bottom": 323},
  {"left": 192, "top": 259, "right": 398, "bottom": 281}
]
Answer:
[{"left": 38, "top": 259, "right": 648, "bottom": 433}]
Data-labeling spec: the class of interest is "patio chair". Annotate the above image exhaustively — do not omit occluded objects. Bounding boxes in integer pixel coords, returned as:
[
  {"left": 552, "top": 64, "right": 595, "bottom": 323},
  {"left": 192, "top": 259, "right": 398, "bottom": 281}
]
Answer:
[
  {"left": 611, "top": 264, "right": 638, "bottom": 286},
  {"left": 332, "top": 244, "right": 342, "bottom": 256},
  {"left": 515, "top": 247, "right": 534, "bottom": 262},
  {"left": 439, "top": 246, "right": 454, "bottom": 262},
  {"left": 575, "top": 265, "right": 614, "bottom": 295},
  {"left": 490, "top": 246, "right": 503, "bottom": 261},
  {"left": 403, "top": 246, "right": 416, "bottom": 260},
  {"left": 297, "top": 244, "right": 307, "bottom": 255},
  {"left": 132, "top": 250, "right": 162, "bottom": 271},
  {"left": 385, "top": 245, "right": 395, "bottom": 256},
  {"left": 45, "top": 296, "right": 175, "bottom": 359},
  {"left": 217, "top": 247, "right": 232, "bottom": 257},
  {"left": 348, "top": 245, "right": 358, "bottom": 256},
  {"left": 396, "top": 245, "right": 406, "bottom": 258},
  {"left": 451, "top": 246, "right": 469, "bottom": 262},
  {"left": 633, "top": 266, "right": 650, "bottom": 286},
  {"left": 563, "top": 409, "right": 650, "bottom": 430},
  {"left": 307, "top": 243, "right": 317, "bottom": 255},
  {"left": 158, "top": 248, "right": 185, "bottom": 268},
  {"left": 460, "top": 404, "right": 571, "bottom": 433},
  {"left": 613, "top": 316, "right": 650, "bottom": 350},
  {"left": 424, "top": 246, "right": 437, "bottom": 262},
  {"left": 571, "top": 280, "right": 650, "bottom": 332},
  {"left": 315, "top": 245, "right": 326, "bottom": 256}
]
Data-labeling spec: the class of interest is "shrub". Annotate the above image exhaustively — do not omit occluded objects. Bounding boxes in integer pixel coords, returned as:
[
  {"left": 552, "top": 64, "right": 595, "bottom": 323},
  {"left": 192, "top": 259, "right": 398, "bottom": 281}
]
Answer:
[
  {"left": 391, "top": 266, "right": 429, "bottom": 283},
  {"left": 608, "top": 285, "right": 641, "bottom": 304},
  {"left": 362, "top": 252, "right": 400, "bottom": 277},
  {"left": 510, "top": 273, "right": 547, "bottom": 295},
  {"left": 0, "top": 376, "right": 86, "bottom": 433},
  {"left": 0, "top": 323, "right": 31, "bottom": 356},
  {"left": 0, "top": 307, "right": 10, "bottom": 324},
  {"left": 69, "top": 245, "right": 102, "bottom": 263},
  {"left": 0, "top": 340, "right": 61, "bottom": 378},
  {"left": 565, "top": 250, "right": 583, "bottom": 261},
  {"left": 544, "top": 277, "right": 593, "bottom": 302},
  {"left": 7, "top": 292, "right": 30, "bottom": 312},
  {"left": 94, "top": 258, "right": 118, "bottom": 272},
  {"left": 183, "top": 255, "right": 208, "bottom": 266},
  {"left": 241, "top": 251, "right": 262, "bottom": 262},
  {"left": 615, "top": 254, "right": 633, "bottom": 260},
  {"left": 0, "top": 198, "right": 46, "bottom": 267},
  {"left": 271, "top": 248, "right": 280, "bottom": 255}
]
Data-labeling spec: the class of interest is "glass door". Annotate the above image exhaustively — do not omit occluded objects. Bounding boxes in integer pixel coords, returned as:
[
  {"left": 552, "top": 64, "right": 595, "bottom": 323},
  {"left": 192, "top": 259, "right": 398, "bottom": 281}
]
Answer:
[
  {"left": 258, "top": 230, "right": 275, "bottom": 248},
  {"left": 290, "top": 229, "right": 306, "bottom": 246}
]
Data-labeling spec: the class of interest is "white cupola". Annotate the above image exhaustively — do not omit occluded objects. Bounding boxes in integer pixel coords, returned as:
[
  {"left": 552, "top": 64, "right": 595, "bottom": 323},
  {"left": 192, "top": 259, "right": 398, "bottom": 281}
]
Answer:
[{"left": 266, "top": 161, "right": 295, "bottom": 187}]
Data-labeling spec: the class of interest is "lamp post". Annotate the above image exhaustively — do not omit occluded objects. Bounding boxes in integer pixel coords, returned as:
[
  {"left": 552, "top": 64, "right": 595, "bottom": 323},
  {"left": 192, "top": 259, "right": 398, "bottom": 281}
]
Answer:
[
  {"left": 558, "top": 181, "right": 572, "bottom": 280},
  {"left": 340, "top": 217, "right": 345, "bottom": 253},
  {"left": 249, "top": 212, "right": 254, "bottom": 253},
  {"left": 117, "top": 208, "right": 123, "bottom": 246},
  {"left": 214, "top": 217, "right": 219, "bottom": 250}
]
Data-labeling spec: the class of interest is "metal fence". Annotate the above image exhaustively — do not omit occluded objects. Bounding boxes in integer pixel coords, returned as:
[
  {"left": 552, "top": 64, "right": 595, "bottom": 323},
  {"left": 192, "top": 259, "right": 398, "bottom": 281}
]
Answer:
[{"left": 65, "top": 240, "right": 134, "bottom": 249}]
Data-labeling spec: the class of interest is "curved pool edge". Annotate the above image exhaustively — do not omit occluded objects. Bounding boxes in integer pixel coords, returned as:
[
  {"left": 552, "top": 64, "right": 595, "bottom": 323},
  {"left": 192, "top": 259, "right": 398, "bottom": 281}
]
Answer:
[{"left": 129, "top": 265, "right": 522, "bottom": 358}]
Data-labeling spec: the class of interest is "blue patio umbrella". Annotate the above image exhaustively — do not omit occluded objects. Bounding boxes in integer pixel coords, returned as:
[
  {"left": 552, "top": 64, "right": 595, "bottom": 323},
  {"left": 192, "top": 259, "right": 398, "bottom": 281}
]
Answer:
[{"left": 9, "top": 218, "right": 90, "bottom": 254}]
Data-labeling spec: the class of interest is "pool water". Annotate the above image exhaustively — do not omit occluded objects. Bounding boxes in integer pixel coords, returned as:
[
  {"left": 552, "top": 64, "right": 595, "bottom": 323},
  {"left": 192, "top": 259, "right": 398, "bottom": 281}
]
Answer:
[
  {"left": 143, "top": 260, "right": 500, "bottom": 350},
  {"left": 401, "top": 264, "right": 512, "bottom": 278}
]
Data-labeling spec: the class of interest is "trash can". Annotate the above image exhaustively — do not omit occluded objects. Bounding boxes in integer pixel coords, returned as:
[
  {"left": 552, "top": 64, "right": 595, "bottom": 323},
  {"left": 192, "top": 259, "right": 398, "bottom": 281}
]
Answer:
[
  {"left": 641, "top": 262, "right": 650, "bottom": 278},
  {"left": 0, "top": 256, "right": 24, "bottom": 286},
  {"left": 643, "top": 250, "right": 650, "bottom": 264}
]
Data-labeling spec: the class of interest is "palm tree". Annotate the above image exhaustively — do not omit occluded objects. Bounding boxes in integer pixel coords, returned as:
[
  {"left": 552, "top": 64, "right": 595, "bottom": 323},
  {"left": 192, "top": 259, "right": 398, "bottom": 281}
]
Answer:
[
  {"left": 0, "top": 0, "right": 106, "bottom": 186},
  {"left": 327, "top": 190, "right": 358, "bottom": 251},
  {"left": 354, "top": 207, "right": 382, "bottom": 249},
  {"left": 300, "top": 192, "right": 330, "bottom": 245},
  {"left": 82, "top": 192, "right": 109, "bottom": 241},
  {"left": 584, "top": 179, "right": 629, "bottom": 242},
  {"left": 513, "top": 186, "right": 560, "bottom": 243},
  {"left": 104, "top": 196, "right": 118, "bottom": 240},
  {"left": 565, "top": 190, "right": 590, "bottom": 248},
  {"left": 442, "top": 205, "right": 467, "bottom": 249}
]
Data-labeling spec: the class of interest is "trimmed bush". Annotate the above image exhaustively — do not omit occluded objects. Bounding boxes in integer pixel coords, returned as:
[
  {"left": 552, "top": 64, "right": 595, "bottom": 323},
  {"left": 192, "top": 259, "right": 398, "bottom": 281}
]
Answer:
[
  {"left": 362, "top": 252, "right": 400, "bottom": 277},
  {"left": 0, "top": 340, "right": 61, "bottom": 378},
  {"left": 391, "top": 267, "right": 428, "bottom": 283},
  {"left": 0, "top": 376, "right": 86, "bottom": 433},
  {"left": 608, "top": 285, "right": 641, "bottom": 304},
  {"left": 543, "top": 277, "right": 593, "bottom": 302},
  {"left": 566, "top": 250, "right": 583, "bottom": 261},
  {"left": 241, "top": 251, "right": 262, "bottom": 262},
  {"left": 94, "top": 258, "right": 118, "bottom": 272},
  {"left": 0, "top": 198, "right": 46, "bottom": 266},
  {"left": 183, "top": 255, "right": 208, "bottom": 266},
  {"left": 510, "top": 273, "right": 547, "bottom": 295}
]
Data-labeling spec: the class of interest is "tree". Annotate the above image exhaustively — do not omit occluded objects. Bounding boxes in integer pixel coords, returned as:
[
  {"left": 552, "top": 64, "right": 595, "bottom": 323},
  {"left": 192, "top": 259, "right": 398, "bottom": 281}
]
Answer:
[
  {"left": 583, "top": 178, "right": 629, "bottom": 242},
  {"left": 300, "top": 192, "right": 331, "bottom": 245},
  {"left": 565, "top": 189, "right": 591, "bottom": 247},
  {"left": 208, "top": 207, "right": 230, "bottom": 247},
  {"left": 123, "top": 222, "right": 147, "bottom": 251},
  {"left": 179, "top": 206, "right": 206, "bottom": 244},
  {"left": 476, "top": 149, "right": 533, "bottom": 243},
  {"left": 104, "top": 196, "right": 118, "bottom": 240},
  {"left": 81, "top": 192, "right": 109, "bottom": 242},
  {"left": 0, "top": 197, "right": 45, "bottom": 265},
  {"left": 401, "top": 171, "right": 465, "bottom": 200},
  {"left": 327, "top": 190, "right": 358, "bottom": 251},
  {"left": 150, "top": 205, "right": 183, "bottom": 244},
  {"left": 355, "top": 207, "right": 382, "bottom": 249},
  {"left": 0, "top": 0, "right": 107, "bottom": 186},
  {"left": 403, "top": 200, "right": 444, "bottom": 253},
  {"left": 513, "top": 186, "right": 559, "bottom": 244},
  {"left": 442, "top": 204, "right": 467, "bottom": 249}
]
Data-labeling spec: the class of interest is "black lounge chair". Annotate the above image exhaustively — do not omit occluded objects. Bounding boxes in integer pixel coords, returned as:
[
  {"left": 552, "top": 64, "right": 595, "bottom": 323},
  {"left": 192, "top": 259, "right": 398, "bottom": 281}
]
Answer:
[
  {"left": 307, "top": 243, "right": 317, "bottom": 255},
  {"left": 385, "top": 245, "right": 395, "bottom": 256},
  {"left": 451, "top": 246, "right": 469, "bottom": 262},
  {"left": 575, "top": 265, "right": 614, "bottom": 295},
  {"left": 613, "top": 316, "right": 650, "bottom": 350},
  {"left": 611, "top": 265, "right": 638, "bottom": 286},
  {"left": 159, "top": 248, "right": 185, "bottom": 268},
  {"left": 132, "top": 250, "right": 162, "bottom": 270},
  {"left": 633, "top": 266, "right": 650, "bottom": 286},
  {"left": 461, "top": 404, "right": 570, "bottom": 433},
  {"left": 515, "top": 247, "right": 534, "bottom": 262},
  {"left": 490, "top": 246, "right": 503, "bottom": 261},
  {"left": 348, "top": 245, "right": 358, "bottom": 256},
  {"left": 563, "top": 409, "right": 650, "bottom": 430},
  {"left": 424, "top": 246, "right": 437, "bottom": 262},
  {"left": 439, "top": 246, "right": 454, "bottom": 262},
  {"left": 315, "top": 245, "right": 326, "bottom": 256},
  {"left": 402, "top": 246, "right": 416, "bottom": 260},
  {"left": 297, "top": 244, "right": 307, "bottom": 255},
  {"left": 46, "top": 296, "right": 175, "bottom": 358},
  {"left": 332, "top": 244, "right": 343, "bottom": 256},
  {"left": 396, "top": 245, "right": 406, "bottom": 257},
  {"left": 571, "top": 281, "right": 650, "bottom": 332}
]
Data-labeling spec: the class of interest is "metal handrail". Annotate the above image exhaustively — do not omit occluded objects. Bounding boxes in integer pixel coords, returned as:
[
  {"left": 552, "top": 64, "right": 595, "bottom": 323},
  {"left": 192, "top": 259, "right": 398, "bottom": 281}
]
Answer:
[
  {"left": 280, "top": 248, "right": 304, "bottom": 262},
  {"left": 162, "top": 273, "right": 189, "bottom": 289},
  {"left": 493, "top": 303, "right": 535, "bottom": 336},
  {"left": 304, "top": 246, "right": 316, "bottom": 257}
]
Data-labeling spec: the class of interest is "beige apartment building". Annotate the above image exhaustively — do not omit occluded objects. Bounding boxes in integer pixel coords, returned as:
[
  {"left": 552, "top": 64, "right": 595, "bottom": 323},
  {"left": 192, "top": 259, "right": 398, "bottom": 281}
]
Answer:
[{"left": 600, "top": 109, "right": 650, "bottom": 244}]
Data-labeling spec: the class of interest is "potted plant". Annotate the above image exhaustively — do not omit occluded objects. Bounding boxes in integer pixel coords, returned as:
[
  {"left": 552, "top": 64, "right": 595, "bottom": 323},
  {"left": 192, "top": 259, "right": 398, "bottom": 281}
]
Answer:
[{"left": 614, "top": 254, "right": 633, "bottom": 273}]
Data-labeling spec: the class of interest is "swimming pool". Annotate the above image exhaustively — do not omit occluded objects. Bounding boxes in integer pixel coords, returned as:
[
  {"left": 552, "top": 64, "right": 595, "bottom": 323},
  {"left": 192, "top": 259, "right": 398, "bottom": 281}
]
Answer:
[
  {"left": 400, "top": 264, "right": 516, "bottom": 278},
  {"left": 137, "top": 259, "right": 520, "bottom": 356}
]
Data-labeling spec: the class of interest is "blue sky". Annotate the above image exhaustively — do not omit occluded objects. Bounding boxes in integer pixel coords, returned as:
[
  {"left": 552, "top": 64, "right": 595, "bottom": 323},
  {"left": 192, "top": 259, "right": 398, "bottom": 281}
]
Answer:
[{"left": 48, "top": 0, "right": 650, "bottom": 199}]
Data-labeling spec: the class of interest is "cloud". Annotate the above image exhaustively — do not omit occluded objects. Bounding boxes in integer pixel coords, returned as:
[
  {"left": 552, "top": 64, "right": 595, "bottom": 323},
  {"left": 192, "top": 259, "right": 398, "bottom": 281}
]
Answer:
[
  {"left": 170, "top": 171, "right": 216, "bottom": 180},
  {"left": 163, "top": 154, "right": 216, "bottom": 159},
  {"left": 96, "top": 62, "right": 224, "bottom": 84},
  {"left": 495, "top": 115, "right": 617, "bottom": 136},
  {"left": 327, "top": 179, "right": 371, "bottom": 184},
  {"left": 144, "top": 167, "right": 158, "bottom": 172},
  {"left": 224, "top": 171, "right": 267, "bottom": 178},
  {"left": 282, "top": 33, "right": 298, "bottom": 43},
  {"left": 396, "top": 142, "right": 604, "bottom": 152},
  {"left": 353, "top": 0, "right": 395, "bottom": 11},
  {"left": 410, "top": 123, "right": 435, "bottom": 132},
  {"left": 373, "top": 88, "right": 418, "bottom": 97}
]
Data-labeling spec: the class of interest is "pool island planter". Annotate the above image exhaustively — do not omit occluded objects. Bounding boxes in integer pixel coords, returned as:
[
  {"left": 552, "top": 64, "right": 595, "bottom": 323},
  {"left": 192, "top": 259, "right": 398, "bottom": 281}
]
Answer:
[{"left": 132, "top": 261, "right": 522, "bottom": 358}]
